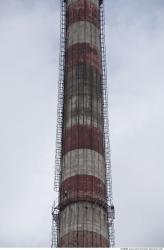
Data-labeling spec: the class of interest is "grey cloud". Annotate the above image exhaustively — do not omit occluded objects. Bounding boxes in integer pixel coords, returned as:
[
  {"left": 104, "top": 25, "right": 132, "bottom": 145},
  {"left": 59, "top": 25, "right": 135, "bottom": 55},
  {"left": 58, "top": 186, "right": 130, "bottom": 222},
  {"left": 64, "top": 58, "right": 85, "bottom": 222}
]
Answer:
[
  {"left": 0, "top": 0, "right": 164, "bottom": 247},
  {"left": 106, "top": 0, "right": 164, "bottom": 247},
  {"left": 0, "top": 0, "right": 59, "bottom": 247}
]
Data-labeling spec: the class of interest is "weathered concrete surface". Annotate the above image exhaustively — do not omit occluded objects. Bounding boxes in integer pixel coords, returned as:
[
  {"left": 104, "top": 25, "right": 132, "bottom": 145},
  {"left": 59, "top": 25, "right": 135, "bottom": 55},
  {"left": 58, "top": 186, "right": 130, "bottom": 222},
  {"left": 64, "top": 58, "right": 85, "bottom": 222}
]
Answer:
[
  {"left": 59, "top": 0, "right": 109, "bottom": 247},
  {"left": 65, "top": 63, "right": 102, "bottom": 98},
  {"left": 63, "top": 124, "right": 104, "bottom": 155},
  {"left": 67, "top": 1, "right": 100, "bottom": 28},
  {"left": 60, "top": 175, "right": 106, "bottom": 209},
  {"left": 61, "top": 149, "right": 106, "bottom": 182},
  {"left": 66, "top": 43, "right": 101, "bottom": 71},
  {"left": 67, "top": 0, "right": 99, "bottom": 7},
  {"left": 64, "top": 94, "right": 102, "bottom": 129},
  {"left": 60, "top": 202, "right": 108, "bottom": 239},
  {"left": 60, "top": 231, "right": 109, "bottom": 247},
  {"left": 67, "top": 21, "right": 100, "bottom": 50}
]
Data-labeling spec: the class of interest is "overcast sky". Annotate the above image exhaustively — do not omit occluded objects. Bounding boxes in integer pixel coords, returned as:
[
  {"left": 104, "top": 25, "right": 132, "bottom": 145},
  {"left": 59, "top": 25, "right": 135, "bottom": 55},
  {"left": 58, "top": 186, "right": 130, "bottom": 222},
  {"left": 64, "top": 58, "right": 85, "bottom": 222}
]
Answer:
[{"left": 0, "top": 0, "right": 164, "bottom": 247}]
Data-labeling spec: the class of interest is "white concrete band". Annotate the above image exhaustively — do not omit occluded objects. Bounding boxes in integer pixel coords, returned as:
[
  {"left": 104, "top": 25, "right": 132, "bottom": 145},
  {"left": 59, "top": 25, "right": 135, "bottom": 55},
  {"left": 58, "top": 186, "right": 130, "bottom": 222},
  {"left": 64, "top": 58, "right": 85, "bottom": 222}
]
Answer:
[
  {"left": 66, "top": 95, "right": 102, "bottom": 117},
  {"left": 66, "top": 79, "right": 101, "bottom": 98},
  {"left": 65, "top": 94, "right": 102, "bottom": 129},
  {"left": 67, "top": 21, "right": 100, "bottom": 50},
  {"left": 65, "top": 112, "right": 102, "bottom": 129},
  {"left": 67, "top": 0, "right": 99, "bottom": 7},
  {"left": 60, "top": 202, "right": 108, "bottom": 239},
  {"left": 62, "top": 149, "right": 105, "bottom": 182}
]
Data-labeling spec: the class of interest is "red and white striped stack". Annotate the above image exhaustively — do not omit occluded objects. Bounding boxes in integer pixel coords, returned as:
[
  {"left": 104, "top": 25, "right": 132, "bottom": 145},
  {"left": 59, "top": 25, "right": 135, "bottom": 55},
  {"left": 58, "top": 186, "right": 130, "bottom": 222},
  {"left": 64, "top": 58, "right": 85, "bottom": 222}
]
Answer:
[{"left": 59, "top": 0, "right": 109, "bottom": 247}]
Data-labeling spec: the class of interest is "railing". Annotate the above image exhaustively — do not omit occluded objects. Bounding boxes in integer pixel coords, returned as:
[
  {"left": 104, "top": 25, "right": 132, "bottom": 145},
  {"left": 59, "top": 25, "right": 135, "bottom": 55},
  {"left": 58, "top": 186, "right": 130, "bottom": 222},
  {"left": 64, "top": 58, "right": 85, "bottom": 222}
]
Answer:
[
  {"left": 51, "top": 202, "right": 60, "bottom": 248},
  {"left": 100, "top": 1, "right": 115, "bottom": 247},
  {"left": 52, "top": 0, "right": 66, "bottom": 247},
  {"left": 54, "top": 0, "right": 66, "bottom": 193}
]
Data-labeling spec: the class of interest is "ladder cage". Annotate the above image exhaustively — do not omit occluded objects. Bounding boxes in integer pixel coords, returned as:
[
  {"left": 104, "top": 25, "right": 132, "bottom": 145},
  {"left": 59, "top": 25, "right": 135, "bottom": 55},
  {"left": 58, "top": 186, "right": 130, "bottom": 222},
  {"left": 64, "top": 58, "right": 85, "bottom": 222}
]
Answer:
[
  {"left": 100, "top": 1, "right": 115, "bottom": 247},
  {"left": 52, "top": 0, "right": 66, "bottom": 247},
  {"left": 51, "top": 203, "right": 60, "bottom": 248},
  {"left": 54, "top": 0, "right": 66, "bottom": 192}
]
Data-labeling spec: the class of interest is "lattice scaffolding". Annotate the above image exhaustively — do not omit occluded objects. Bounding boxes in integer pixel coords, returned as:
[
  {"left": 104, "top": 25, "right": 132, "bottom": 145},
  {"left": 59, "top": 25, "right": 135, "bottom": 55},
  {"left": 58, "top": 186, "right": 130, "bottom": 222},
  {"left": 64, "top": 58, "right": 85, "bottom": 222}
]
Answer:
[
  {"left": 100, "top": 1, "right": 115, "bottom": 247},
  {"left": 52, "top": 0, "right": 66, "bottom": 247},
  {"left": 54, "top": 0, "right": 66, "bottom": 193}
]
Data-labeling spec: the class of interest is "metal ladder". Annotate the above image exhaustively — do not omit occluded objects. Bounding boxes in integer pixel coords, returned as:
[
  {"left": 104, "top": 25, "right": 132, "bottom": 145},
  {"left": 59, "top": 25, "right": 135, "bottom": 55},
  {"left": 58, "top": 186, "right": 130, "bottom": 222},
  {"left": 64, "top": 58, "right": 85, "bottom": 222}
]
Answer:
[
  {"left": 100, "top": 1, "right": 115, "bottom": 247},
  {"left": 54, "top": 0, "right": 66, "bottom": 193},
  {"left": 51, "top": 203, "right": 60, "bottom": 248},
  {"left": 52, "top": 0, "right": 66, "bottom": 248}
]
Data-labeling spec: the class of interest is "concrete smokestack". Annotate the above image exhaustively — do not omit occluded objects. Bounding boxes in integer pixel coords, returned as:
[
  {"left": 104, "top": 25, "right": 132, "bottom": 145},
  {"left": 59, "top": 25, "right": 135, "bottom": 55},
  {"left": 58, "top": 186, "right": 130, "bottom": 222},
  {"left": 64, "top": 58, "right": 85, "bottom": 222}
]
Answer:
[{"left": 52, "top": 0, "right": 115, "bottom": 247}]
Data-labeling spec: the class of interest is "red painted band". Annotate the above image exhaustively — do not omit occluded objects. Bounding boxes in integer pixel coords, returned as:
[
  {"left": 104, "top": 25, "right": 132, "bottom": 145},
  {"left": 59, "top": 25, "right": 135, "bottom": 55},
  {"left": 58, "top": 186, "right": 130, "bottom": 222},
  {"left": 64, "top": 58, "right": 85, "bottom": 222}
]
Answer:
[
  {"left": 67, "top": 1, "right": 100, "bottom": 28},
  {"left": 66, "top": 43, "right": 101, "bottom": 72},
  {"left": 60, "top": 175, "right": 106, "bottom": 209},
  {"left": 60, "top": 230, "right": 109, "bottom": 247},
  {"left": 63, "top": 124, "right": 104, "bottom": 155}
]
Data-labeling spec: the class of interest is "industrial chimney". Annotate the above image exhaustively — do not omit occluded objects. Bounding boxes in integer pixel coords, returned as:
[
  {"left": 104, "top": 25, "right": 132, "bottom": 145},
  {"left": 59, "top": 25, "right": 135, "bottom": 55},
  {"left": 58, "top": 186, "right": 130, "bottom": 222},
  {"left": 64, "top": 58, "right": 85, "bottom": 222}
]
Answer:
[{"left": 52, "top": 0, "right": 115, "bottom": 247}]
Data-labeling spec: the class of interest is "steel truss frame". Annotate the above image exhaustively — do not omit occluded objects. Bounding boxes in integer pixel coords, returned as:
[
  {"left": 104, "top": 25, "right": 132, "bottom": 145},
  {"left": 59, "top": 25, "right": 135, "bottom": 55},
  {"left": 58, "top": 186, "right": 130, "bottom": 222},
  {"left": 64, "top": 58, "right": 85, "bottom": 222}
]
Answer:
[
  {"left": 52, "top": 0, "right": 66, "bottom": 247},
  {"left": 100, "top": 1, "right": 115, "bottom": 247}
]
